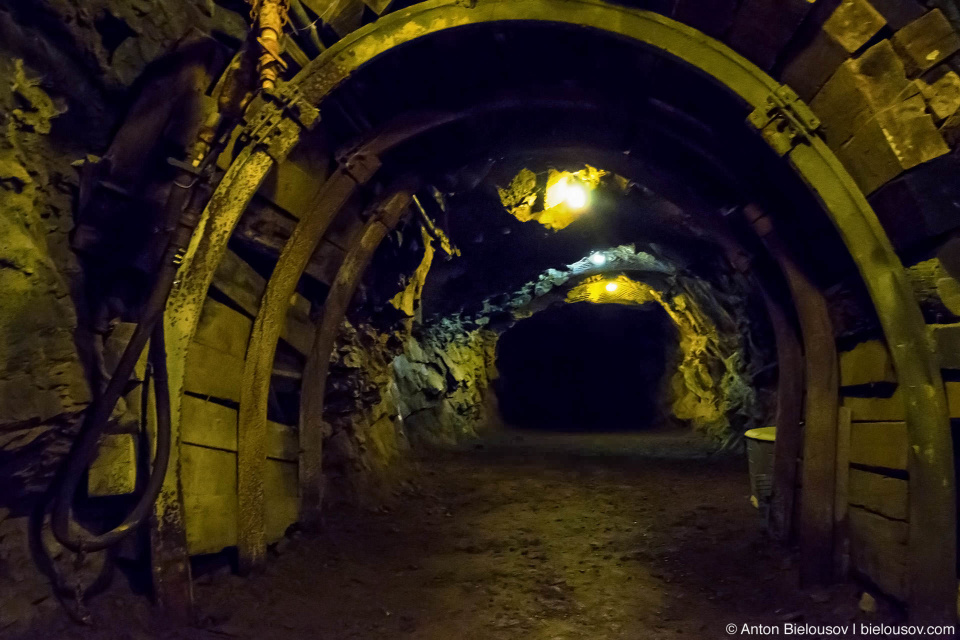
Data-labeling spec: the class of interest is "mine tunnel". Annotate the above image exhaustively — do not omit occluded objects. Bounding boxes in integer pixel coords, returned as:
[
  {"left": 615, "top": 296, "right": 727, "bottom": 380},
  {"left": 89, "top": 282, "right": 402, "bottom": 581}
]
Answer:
[
  {"left": 4, "top": 0, "right": 960, "bottom": 638},
  {"left": 495, "top": 303, "right": 677, "bottom": 431}
]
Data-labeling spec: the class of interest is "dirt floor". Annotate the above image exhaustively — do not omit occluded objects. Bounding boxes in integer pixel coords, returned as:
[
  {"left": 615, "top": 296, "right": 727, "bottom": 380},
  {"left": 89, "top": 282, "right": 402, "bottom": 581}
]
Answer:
[{"left": 17, "top": 430, "right": 902, "bottom": 640}]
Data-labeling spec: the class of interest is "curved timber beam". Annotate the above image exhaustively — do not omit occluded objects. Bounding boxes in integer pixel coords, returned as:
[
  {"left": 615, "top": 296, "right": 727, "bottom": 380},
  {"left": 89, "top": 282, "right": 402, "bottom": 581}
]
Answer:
[
  {"left": 236, "top": 160, "right": 378, "bottom": 573},
  {"left": 761, "top": 287, "right": 804, "bottom": 545},
  {"left": 300, "top": 188, "right": 415, "bottom": 528},
  {"left": 748, "top": 205, "right": 840, "bottom": 585},
  {"left": 166, "top": 0, "right": 954, "bottom": 621}
]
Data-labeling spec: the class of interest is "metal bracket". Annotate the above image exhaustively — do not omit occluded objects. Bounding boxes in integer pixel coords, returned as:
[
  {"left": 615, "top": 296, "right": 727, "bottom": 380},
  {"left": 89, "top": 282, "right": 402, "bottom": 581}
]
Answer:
[
  {"left": 748, "top": 85, "right": 822, "bottom": 156},
  {"left": 242, "top": 82, "right": 320, "bottom": 160},
  {"left": 263, "top": 81, "right": 321, "bottom": 130},
  {"left": 341, "top": 151, "right": 382, "bottom": 184},
  {"left": 244, "top": 99, "right": 291, "bottom": 159}
]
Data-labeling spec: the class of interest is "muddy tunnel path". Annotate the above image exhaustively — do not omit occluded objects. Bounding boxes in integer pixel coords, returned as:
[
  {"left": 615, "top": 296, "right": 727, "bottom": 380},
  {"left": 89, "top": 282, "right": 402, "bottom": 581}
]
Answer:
[{"left": 26, "top": 433, "right": 898, "bottom": 640}]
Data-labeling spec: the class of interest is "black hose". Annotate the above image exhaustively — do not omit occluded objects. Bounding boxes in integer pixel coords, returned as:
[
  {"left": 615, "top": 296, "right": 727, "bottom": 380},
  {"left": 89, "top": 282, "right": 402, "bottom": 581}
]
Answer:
[{"left": 52, "top": 172, "right": 202, "bottom": 553}]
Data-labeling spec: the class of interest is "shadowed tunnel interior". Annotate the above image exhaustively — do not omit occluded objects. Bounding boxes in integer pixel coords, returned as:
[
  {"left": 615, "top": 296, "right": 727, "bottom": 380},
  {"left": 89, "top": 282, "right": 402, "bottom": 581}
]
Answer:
[{"left": 495, "top": 302, "right": 677, "bottom": 430}]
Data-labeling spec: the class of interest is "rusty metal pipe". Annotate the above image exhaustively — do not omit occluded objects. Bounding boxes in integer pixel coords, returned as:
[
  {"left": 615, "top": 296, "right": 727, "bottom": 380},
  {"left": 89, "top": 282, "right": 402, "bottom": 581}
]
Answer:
[{"left": 255, "top": 0, "right": 288, "bottom": 90}]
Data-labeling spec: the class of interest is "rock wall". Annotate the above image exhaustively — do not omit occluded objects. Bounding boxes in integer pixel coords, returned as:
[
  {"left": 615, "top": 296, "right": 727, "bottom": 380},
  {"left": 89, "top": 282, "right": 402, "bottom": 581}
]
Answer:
[
  {"left": 394, "top": 321, "right": 499, "bottom": 448},
  {"left": 0, "top": 0, "right": 251, "bottom": 495},
  {"left": 0, "top": 2, "right": 248, "bottom": 630},
  {"left": 320, "top": 317, "right": 498, "bottom": 507}
]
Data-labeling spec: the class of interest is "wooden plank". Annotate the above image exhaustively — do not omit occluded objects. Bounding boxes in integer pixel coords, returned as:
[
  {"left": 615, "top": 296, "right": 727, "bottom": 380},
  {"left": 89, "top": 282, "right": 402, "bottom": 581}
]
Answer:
[
  {"left": 849, "top": 468, "right": 909, "bottom": 520},
  {"left": 180, "top": 431, "right": 297, "bottom": 555},
  {"left": 181, "top": 394, "right": 237, "bottom": 452},
  {"left": 265, "top": 459, "right": 299, "bottom": 541},
  {"left": 183, "top": 494, "right": 237, "bottom": 555},
  {"left": 839, "top": 339, "right": 896, "bottom": 386},
  {"left": 181, "top": 444, "right": 238, "bottom": 555},
  {"left": 822, "top": 0, "right": 887, "bottom": 53},
  {"left": 782, "top": 0, "right": 887, "bottom": 100},
  {"left": 834, "top": 406, "right": 852, "bottom": 578},
  {"left": 945, "top": 380, "right": 960, "bottom": 418},
  {"left": 845, "top": 384, "right": 960, "bottom": 420},
  {"left": 724, "top": 0, "right": 817, "bottom": 70},
  {"left": 194, "top": 298, "right": 252, "bottom": 359},
  {"left": 233, "top": 198, "right": 363, "bottom": 288},
  {"left": 211, "top": 249, "right": 314, "bottom": 356},
  {"left": 848, "top": 506, "right": 909, "bottom": 600},
  {"left": 181, "top": 395, "right": 297, "bottom": 461},
  {"left": 259, "top": 158, "right": 328, "bottom": 221},
  {"left": 235, "top": 197, "right": 298, "bottom": 255},
  {"left": 891, "top": 9, "right": 960, "bottom": 77},
  {"left": 932, "top": 323, "right": 960, "bottom": 369},
  {"left": 88, "top": 433, "right": 138, "bottom": 497},
  {"left": 213, "top": 249, "right": 269, "bottom": 317},
  {"left": 917, "top": 67, "right": 960, "bottom": 122},
  {"left": 837, "top": 93, "right": 950, "bottom": 195},
  {"left": 185, "top": 341, "right": 245, "bottom": 402},
  {"left": 272, "top": 361, "right": 303, "bottom": 381},
  {"left": 849, "top": 421, "right": 909, "bottom": 470},
  {"left": 811, "top": 40, "right": 913, "bottom": 151},
  {"left": 266, "top": 421, "right": 298, "bottom": 462},
  {"left": 280, "top": 308, "right": 315, "bottom": 357},
  {"left": 843, "top": 388, "right": 905, "bottom": 421}
]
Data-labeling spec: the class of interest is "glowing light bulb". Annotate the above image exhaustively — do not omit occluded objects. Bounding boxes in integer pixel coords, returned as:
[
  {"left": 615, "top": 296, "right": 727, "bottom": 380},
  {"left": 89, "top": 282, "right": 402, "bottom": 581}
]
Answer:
[
  {"left": 565, "top": 183, "right": 588, "bottom": 209},
  {"left": 589, "top": 252, "right": 606, "bottom": 266},
  {"left": 605, "top": 282, "right": 618, "bottom": 292}
]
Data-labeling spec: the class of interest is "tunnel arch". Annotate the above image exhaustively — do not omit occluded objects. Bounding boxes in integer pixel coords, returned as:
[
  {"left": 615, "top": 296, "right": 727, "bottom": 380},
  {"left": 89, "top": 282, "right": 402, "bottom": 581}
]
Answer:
[
  {"left": 485, "top": 267, "right": 767, "bottom": 439},
  {"left": 159, "top": 0, "right": 955, "bottom": 621}
]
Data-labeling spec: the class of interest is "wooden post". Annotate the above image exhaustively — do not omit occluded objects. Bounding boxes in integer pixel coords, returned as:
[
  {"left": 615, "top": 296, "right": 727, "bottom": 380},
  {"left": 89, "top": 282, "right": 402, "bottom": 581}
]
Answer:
[
  {"left": 791, "top": 268, "right": 839, "bottom": 586},
  {"left": 299, "top": 189, "right": 413, "bottom": 529},
  {"left": 834, "top": 406, "right": 852, "bottom": 579},
  {"left": 761, "top": 288, "right": 805, "bottom": 542},
  {"left": 236, "top": 167, "right": 371, "bottom": 574},
  {"left": 747, "top": 204, "right": 839, "bottom": 585}
]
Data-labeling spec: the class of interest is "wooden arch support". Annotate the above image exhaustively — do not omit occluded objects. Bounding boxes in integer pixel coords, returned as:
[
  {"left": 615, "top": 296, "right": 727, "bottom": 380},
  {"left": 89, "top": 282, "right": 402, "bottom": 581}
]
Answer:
[
  {"left": 299, "top": 188, "right": 416, "bottom": 529},
  {"left": 161, "top": 0, "right": 955, "bottom": 621},
  {"left": 747, "top": 204, "right": 840, "bottom": 586}
]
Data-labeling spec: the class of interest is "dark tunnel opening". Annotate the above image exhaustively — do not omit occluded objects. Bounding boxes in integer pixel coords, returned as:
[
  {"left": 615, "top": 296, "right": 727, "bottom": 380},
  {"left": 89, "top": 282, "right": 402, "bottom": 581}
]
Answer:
[{"left": 494, "top": 302, "right": 678, "bottom": 431}]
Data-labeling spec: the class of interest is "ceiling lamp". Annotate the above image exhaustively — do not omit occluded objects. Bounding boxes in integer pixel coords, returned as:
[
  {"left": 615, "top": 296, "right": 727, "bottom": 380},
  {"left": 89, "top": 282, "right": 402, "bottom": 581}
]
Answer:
[
  {"left": 605, "top": 282, "right": 619, "bottom": 292},
  {"left": 589, "top": 252, "right": 606, "bottom": 266},
  {"left": 546, "top": 175, "right": 590, "bottom": 211},
  {"left": 564, "top": 182, "right": 588, "bottom": 209}
]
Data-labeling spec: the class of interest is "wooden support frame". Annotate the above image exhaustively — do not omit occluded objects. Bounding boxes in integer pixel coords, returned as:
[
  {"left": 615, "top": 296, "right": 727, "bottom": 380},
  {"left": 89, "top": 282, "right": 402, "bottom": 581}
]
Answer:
[
  {"left": 760, "top": 286, "right": 804, "bottom": 542},
  {"left": 786, "top": 257, "right": 839, "bottom": 586},
  {"left": 834, "top": 406, "right": 852, "bottom": 579},
  {"left": 236, "top": 166, "right": 374, "bottom": 573},
  {"left": 299, "top": 189, "right": 414, "bottom": 528},
  {"left": 159, "top": 0, "right": 955, "bottom": 622},
  {"left": 748, "top": 204, "right": 840, "bottom": 584}
]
